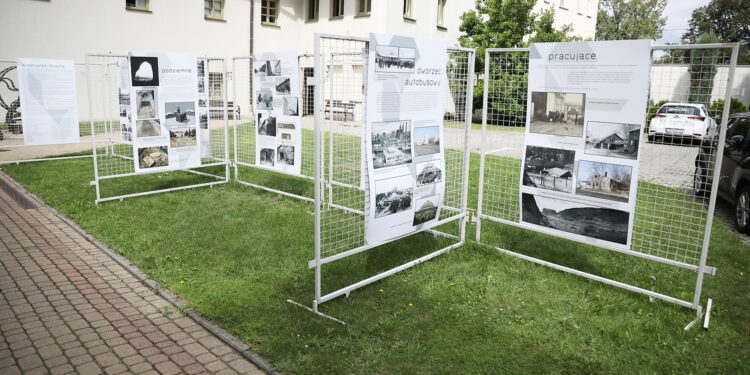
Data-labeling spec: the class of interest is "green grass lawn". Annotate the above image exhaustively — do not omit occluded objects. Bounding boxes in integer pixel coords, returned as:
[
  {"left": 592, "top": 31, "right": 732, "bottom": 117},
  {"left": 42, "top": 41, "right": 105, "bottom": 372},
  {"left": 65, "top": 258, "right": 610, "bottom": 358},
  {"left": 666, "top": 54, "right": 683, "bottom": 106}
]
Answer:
[{"left": 2, "top": 150, "right": 749, "bottom": 374}]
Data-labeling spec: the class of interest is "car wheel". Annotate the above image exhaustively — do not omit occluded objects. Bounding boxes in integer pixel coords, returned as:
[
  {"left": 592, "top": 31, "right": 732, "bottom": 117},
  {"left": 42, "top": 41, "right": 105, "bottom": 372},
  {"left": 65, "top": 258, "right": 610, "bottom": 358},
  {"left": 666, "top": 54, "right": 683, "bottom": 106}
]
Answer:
[
  {"left": 694, "top": 162, "right": 710, "bottom": 197},
  {"left": 736, "top": 185, "right": 750, "bottom": 234}
]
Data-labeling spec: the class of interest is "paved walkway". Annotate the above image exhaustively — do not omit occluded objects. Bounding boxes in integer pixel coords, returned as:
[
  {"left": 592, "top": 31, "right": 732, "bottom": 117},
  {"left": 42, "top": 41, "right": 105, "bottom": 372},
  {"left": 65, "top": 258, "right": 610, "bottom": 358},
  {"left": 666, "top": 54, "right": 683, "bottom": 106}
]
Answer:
[{"left": 0, "top": 176, "right": 264, "bottom": 374}]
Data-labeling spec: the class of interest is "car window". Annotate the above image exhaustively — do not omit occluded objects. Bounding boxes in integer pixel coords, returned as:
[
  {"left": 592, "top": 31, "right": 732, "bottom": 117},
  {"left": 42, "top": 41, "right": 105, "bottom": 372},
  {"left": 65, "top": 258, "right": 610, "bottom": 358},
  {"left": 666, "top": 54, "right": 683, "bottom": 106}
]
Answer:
[
  {"left": 727, "top": 118, "right": 750, "bottom": 140},
  {"left": 658, "top": 105, "right": 701, "bottom": 115}
]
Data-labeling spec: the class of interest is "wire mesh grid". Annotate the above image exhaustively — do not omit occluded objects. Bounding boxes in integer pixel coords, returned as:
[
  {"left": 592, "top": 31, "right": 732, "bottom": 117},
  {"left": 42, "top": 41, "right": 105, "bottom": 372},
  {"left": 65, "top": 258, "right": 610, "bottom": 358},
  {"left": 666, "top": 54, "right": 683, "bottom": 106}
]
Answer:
[{"left": 477, "top": 45, "right": 736, "bottom": 268}]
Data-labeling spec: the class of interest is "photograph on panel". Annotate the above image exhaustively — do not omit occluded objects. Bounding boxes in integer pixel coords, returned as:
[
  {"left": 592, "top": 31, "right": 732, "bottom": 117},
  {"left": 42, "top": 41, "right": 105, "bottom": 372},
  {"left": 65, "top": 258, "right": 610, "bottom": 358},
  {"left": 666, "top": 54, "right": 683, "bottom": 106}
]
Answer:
[
  {"left": 283, "top": 97, "right": 299, "bottom": 116},
  {"left": 136, "top": 119, "right": 161, "bottom": 138},
  {"left": 575, "top": 160, "right": 632, "bottom": 203},
  {"left": 165, "top": 102, "right": 196, "bottom": 126},
  {"left": 260, "top": 148, "right": 275, "bottom": 166},
  {"left": 258, "top": 112, "right": 277, "bottom": 137},
  {"left": 129, "top": 56, "right": 159, "bottom": 86},
  {"left": 372, "top": 120, "right": 412, "bottom": 169},
  {"left": 413, "top": 194, "right": 441, "bottom": 226},
  {"left": 198, "top": 98, "right": 207, "bottom": 108},
  {"left": 136, "top": 89, "right": 158, "bottom": 119},
  {"left": 523, "top": 146, "right": 575, "bottom": 193},
  {"left": 277, "top": 145, "right": 295, "bottom": 166},
  {"left": 415, "top": 161, "right": 443, "bottom": 187},
  {"left": 413, "top": 126, "right": 440, "bottom": 156},
  {"left": 198, "top": 77, "right": 205, "bottom": 93},
  {"left": 584, "top": 121, "right": 641, "bottom": 160},
  {"left": 529, "top": 91, "right": 585, "bottom": 137},
  {"left": 119, "top": 90, "right": 130, "bottom": 106},
  {"left": 119, "top": 105, "right": 131, "bottom": 122},
  {"left": 374, "top": 174, "right": 414, "bottom": 218},
  {"left": 199, "top": 110, "right": 208, "bottom": 130},
  {"left": 138, "top": 146, "right": 169, "bottom": 169},
  {"left": 197, "top": 60, "right": 205, "bottom": 78},
  {"left": 375, "top": 45, "right": 416, "bottom": 73},
  {"left": 521, "top": 193, "right": 628, "bottom": 245},
  {"left": 256, "top": 88, "right": 274, "bottom": 110},
  {"left": 277, "top": 123, "right": 295, "bottom": 143},
  {"left": 275, "top": 77, "right": 291, "bottom": 95},
  {"left": 255, "top": 60, "right": 281, "bottom": 77},
  {"left": 169, "top": 125, "right": 197, "bottom": 148}
]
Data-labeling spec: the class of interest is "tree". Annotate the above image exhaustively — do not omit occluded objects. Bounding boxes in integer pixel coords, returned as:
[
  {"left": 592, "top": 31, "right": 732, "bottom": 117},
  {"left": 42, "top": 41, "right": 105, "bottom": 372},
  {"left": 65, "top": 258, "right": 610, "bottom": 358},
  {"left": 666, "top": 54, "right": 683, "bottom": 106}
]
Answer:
[
  {"left": 683, "top": 0, "right": 750, "bottom": 64},
  {"left": 595, "top": 0, "right": 667, "bottom": 41}
]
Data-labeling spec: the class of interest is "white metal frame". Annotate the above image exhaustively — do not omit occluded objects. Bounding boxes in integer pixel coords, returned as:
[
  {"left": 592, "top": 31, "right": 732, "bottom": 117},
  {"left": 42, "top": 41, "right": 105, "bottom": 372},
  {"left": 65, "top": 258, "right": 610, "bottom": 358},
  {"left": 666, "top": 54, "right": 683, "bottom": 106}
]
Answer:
[
  {"left": 85, "top": 53, "right": 231, "bottom": 204},
  {"left": 290, "top": 33, "right": 475, "bottom": 323},
  {"left": 475, "top": 43, "right": 740, "bottom": 328},
  {"left": 0, "top": 59, "right": 95, "bottom": 165}
]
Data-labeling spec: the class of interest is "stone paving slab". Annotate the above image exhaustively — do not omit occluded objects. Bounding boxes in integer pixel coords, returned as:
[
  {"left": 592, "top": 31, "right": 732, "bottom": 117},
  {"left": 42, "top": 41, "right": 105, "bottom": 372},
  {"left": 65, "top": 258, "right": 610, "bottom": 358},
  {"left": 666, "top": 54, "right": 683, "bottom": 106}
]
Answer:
[{"left": 0, "top": 175, "right": 266, "bottom": 374}]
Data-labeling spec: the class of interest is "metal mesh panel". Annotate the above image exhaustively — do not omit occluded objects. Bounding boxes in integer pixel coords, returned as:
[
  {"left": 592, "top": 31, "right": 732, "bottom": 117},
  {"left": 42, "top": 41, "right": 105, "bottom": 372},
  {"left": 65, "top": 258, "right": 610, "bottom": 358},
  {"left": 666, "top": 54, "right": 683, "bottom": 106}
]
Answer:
[{"left": 476, "top": 45, "right": 737, "bottom": 308}]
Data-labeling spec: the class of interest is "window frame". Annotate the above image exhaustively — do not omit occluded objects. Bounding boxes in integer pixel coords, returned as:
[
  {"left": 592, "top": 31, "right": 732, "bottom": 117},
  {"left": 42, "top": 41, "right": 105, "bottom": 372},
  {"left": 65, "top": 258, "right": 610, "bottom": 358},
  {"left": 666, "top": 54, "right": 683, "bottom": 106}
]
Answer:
[
  {"left": 436, "top": 0, "right": 447, "bottom": 29},
  {"left": 356, "top": 0, "right": 371, "bottom": 17},
  {"left": 403, "top": 0, "right": 414, "bottom": 20},
  {"left": 331, "top": 0, "right": 344, "bottom": 19},
  {"left": 261, "top": 0, "right": 279, "bottom": 26},
  {"left": 205, "top": 0, "right": 225, "bottom": 21},
  {"left": 307, "top": 0, "right": 320, "bottom": 21},
  {"left": 125, "top": 0, "right": 150, "bottom": 12}
]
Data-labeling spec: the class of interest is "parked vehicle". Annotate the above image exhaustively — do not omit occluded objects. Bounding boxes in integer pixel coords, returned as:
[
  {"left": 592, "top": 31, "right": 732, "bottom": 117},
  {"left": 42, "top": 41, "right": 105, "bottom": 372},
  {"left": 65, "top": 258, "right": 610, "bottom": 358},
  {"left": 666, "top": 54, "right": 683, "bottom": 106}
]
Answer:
[
  {"left": 649, "top": 103, "right": 718, "bottom": 143},
  {"left": 694, "top": 112, "right": 750, "bottom": 233}
]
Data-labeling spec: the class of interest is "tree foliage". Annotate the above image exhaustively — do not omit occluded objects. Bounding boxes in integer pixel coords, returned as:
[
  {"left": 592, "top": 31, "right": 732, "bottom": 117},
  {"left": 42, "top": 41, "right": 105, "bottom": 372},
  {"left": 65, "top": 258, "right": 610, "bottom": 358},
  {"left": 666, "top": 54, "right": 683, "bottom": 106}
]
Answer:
[
  {"left": 595, "top": 0, "right": 667, "bottom": 41},
  {"left": 683, "top": 0, "right": 750, "bottom": 64}
]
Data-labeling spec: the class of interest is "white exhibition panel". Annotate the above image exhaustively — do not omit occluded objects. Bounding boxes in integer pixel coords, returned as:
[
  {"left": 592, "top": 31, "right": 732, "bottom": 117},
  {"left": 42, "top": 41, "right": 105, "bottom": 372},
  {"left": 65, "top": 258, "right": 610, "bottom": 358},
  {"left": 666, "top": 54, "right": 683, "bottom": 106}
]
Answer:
[
  {"left": 518, "top": 40, "right": 651, "bottom": 251},
  {"left": 364, "top": 33, "right": 448, "bottom": 245},
  {"left": 16, "top": 58, "right": 80, "bottom": 146}
]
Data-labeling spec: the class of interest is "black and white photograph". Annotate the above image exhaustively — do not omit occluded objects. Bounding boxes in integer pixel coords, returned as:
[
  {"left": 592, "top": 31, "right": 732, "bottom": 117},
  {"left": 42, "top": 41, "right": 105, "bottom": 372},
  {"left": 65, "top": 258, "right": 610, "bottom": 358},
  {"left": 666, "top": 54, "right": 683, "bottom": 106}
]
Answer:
[
  {"left": 136, "top": 119, "right": 161, "bottom": 138},
  {"left": 198, "top": 98, "right": 207, "bottom": 108},
  {"left": 136, "top": 89, "right": 157, "bottom": 119},
  {"left": 374, "top": 174, "right": 414, "bottom": 218},
  {"left": 585, "top": 121, "right": 641, "bottom": 160},
  {"left": 121, "top": 122, "right": 132, "bottom": 142},
  {"left": 576, "top": 160, "right": 632, "bottom": 203},
  {"left": 277, "top": 145, "right": 295, "bottom": 166},
  {"left": 275, "top": 77, "right": 291, "bottom": 95},
  {"left": 283, "top": 97, "right": 299, "bottom": 116},
  {"left": 165, "top": 101, "right": 196, "bottom": 126},
  {"left": 522, "top": 193, "right": 629, "bottom": 245},
  {"left": 198, "top": 78, "right": 205, "bottom": 93},
  {"left": 260, "top": 148, "right": 275, "bottom": 166},
  {"left": 530, "top": 91, "right": 586, "bottom": 137},
  {"left": 277, "top": 123, "right": 295, "bottom": 142},
  {"left": 413, "top": 126, "right": 440, "bottom": 156},
  {"left": 523, "top": 146, "right": 575, "bottom": 193},
  {"left": 416, "top": 161, "right": 442, "bottom": 186},
  {"left": 255, "top": 60, "right": 281, "bottom": 77},
  {"left": 199, "top": 110, "right": 208, "bottom": 130},
  {"left": 197, "top": 60, "right": 205, "bottom": 78},
  {"left": 129, "top": 56, "right": 159, "bottom": 86},
  {"left": 372, "top": 120, "right": 412, "bottom": 169},
  {"left": 375, "top": 45, "right": 416, "bottom": 73},
  {"left": 169, "top": 125, "right": 197, "bottom": 148},
  {"left": 256, "top": 88, "right": 273, "bottom": 111},
  {"left": 119, "top": 105, "right": 131, "bottom": 122},
  {"left": 119, "top": 90, "right": 130, "bottom": 106},
  {"left": 137, "top": 146, "right": 169, "bottom": 169},
  {"left": 413, "top": 194, "right": 440, "bottom": 226},
  {"left": 257, "top": 112, "right": 276, "bottom": 137}
]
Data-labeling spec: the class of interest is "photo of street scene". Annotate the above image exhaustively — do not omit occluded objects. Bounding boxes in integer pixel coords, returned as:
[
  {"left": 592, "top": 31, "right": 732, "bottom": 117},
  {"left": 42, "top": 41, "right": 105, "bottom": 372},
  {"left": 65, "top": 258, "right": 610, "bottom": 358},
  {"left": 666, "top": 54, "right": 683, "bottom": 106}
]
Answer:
[
  {"left": 523, "top": 146, "right": 575, "bottom": 193},
  {"left": 416, "top": 161, "right": 442, "bottom": 186},
  {"left": 413, "top": 195, "right": 440, "bottom": 226},
  {"left": 530, "top": 92, "right": 585, "bottom": 137},
  {"left": 585, "top": 121, "right": 641, "bottom": 160},
  {"left": 169, "top": 125, "right": 197, "bottom": 148},
  {"left": 275, "top": 77, "right": 291, "bottom": 95},
  {"left": 374, "top": 174, "right": 413, "bottom": 218},
  {"left": 165, "top": 101, "right": 196, "bottom": 126},
  {"left": 576, "top": 160, "right": 632, "bottom": 202},
  {"left": 375, "top": 45, "right": 416, "bottom": 73},
  {"left": 255, "top": 60, "right": 281, "bottom": 77},
  {"left": 522, "top": 193, "right": 629, "bottom": 245},
  {"left": 413, "top": 126, "right": 440, "bottom": 156},
  {"left": 137, "top": 146, "right": 168, "bottom": 169},
  {"left": 372, "top": 120, "right": 412, "bottom": 169}
]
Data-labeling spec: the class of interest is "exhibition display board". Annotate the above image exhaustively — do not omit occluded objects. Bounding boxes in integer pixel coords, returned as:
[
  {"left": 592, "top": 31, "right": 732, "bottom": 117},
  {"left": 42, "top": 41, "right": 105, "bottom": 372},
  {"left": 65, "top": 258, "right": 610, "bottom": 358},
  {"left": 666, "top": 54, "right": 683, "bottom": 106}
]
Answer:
[{"left": 475, "top": 42, "right": 740, "bottom": 326}]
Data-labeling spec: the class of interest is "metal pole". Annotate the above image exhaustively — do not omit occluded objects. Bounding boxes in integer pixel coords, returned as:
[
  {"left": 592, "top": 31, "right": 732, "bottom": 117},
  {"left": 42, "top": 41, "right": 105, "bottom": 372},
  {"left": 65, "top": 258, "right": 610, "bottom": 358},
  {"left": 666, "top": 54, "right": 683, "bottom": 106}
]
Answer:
[
  {"left": 328, "top": 53, "right": 335, "bottom": 209},
  {"left": 692, "top": 43, "right": 739, "bottom": 309},
  {"left": 232, "top": 58, "right": 239, "bottom": 181},
  {"left": 459, "top": 50, "right": 475, "bottom": 242},
  {"left": 85, "top": 54, "right": 102, "bottom": 203},
  {"left": 313, "top": 34, "right": 323, "bottom": 312},
  {"left": 475, "top": 50, "right": 491, "bottom": 242},
  {"left": 223, "top": 58, "right": 230, "bottom": 182}
]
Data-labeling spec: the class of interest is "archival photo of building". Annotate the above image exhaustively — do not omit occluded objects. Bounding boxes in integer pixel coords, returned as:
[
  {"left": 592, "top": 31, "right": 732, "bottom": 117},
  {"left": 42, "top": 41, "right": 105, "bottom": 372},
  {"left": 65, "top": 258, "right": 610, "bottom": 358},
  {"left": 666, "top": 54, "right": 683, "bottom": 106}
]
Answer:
[
  {"left": 530, "top": 91, "right": 586, "bottom": 137},
  {"left": 585, "top": 121, "right": 641, "bottom": 160},
  {"left": 523, "top": 146, "right": 575, "bottom": 193},
  {"left": 576, "top": 160, "right": 632, "bottom": 202},
  {"left": 372, "top": 120, "right": 412, "bottom": 169}
]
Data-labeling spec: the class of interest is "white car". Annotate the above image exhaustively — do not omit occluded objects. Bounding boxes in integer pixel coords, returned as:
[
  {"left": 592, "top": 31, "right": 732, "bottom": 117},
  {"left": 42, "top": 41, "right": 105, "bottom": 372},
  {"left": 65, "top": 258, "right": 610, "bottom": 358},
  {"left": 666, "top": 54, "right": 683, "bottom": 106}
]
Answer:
[{"left": 648, "top": 103, "right": 718, "bottom": 143}]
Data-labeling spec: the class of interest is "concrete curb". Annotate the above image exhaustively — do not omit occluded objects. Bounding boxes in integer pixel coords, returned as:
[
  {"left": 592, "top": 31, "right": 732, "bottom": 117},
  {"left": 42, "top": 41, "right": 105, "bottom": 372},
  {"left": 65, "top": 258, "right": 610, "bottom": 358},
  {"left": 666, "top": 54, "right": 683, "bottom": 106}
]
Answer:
[{"left": 0, "top": 170, "right": 282, "bottom": 375}]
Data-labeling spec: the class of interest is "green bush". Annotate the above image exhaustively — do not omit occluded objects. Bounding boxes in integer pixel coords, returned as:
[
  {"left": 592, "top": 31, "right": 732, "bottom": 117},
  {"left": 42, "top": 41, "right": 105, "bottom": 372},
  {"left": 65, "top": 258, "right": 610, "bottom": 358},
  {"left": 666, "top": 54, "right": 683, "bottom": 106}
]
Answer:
[{"left": 709, "top": 98, "right": 748, "bottom": 118}]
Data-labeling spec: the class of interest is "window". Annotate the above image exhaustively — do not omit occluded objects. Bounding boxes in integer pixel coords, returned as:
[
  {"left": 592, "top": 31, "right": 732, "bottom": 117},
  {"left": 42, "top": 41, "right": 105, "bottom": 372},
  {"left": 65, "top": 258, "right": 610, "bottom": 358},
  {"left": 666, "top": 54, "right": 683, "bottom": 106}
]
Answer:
[
  {"left": 436, "top": 0, "right": 446, "bottom": 28},
  {"left": 331, "top": 0, "right": 344, "bottom": 19},
  {"left": 261, "top": 0, "right": 278, "bottom": 25},
  {"left": 577, "top": 0, "right": 582, "bottom": 14},
  {"left": 559, "top": 0, "right": 567, "bottom": 9},
  {"left": 403, "top": 0, "right": 414, "bottom": 19},
  {"left": 125, "top": 0, "right": 149, "bottom": 11},
  {"left": 308, "top": 0, "right": 319, "bottom": 20},
  {"left": 205, "top": 0, "right": 224, "bottom": 19},
  {"left": 357, "top": 0, "right": 371, "bottom": 16}
]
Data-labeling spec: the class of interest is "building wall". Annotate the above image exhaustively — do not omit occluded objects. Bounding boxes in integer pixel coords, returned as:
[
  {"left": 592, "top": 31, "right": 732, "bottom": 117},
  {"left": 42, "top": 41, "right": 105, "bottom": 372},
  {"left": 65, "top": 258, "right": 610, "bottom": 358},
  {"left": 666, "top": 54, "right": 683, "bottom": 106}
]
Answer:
[
  {"left": 533, "top": 0, "right": 599, "bottom": 40},
  {"left": 650, "top": 65, "right": 750, "bottom": 109}
]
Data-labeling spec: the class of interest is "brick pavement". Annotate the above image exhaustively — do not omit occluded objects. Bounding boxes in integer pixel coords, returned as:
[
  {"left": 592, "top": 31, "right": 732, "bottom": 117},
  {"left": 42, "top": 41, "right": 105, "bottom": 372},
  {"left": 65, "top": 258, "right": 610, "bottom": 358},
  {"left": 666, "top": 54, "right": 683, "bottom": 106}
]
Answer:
[{"left": 0, "top": 177, "right": 265, "bottom": 375}]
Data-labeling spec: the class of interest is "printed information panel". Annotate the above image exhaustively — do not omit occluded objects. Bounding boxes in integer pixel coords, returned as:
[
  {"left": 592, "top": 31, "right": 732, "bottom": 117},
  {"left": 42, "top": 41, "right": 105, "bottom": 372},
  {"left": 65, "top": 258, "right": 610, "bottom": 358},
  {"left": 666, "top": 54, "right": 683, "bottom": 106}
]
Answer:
[
  {"left": 252, "top": 51, "right": 302, "bottom": 175},
  {"left": 128, "top": 52, "right": 202, "bottom": 173},
  {"left": 519, "top": 40, "right": 651, "bottom": 251},
  {"left": 364, "top": 33, "right": 447, "bottom": 245},
  {"left": 117, "top": 60, "right": 133, "bottom": 143},
  {"left": 17, "top": 58, "right": 80, "bottom": 146}
]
